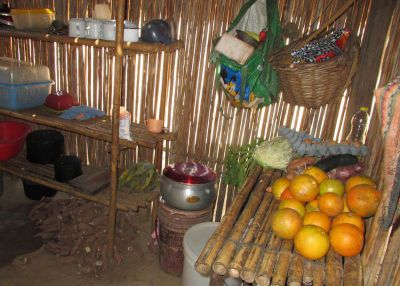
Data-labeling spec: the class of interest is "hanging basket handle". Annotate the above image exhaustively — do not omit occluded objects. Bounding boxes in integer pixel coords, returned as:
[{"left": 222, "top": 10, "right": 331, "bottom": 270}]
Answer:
[{"left": 293, "top": 0, "right": 357, "bottom": 50}]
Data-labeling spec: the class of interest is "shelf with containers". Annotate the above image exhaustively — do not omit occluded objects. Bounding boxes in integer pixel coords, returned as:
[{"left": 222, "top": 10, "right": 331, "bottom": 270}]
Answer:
[{"left": 0, "top": 2, "right": 184, "bottom": 262}]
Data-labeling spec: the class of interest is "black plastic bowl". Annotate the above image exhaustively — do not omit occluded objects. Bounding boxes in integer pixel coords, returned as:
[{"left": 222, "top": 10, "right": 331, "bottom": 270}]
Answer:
[
  {"left": 54, "top": 155, "right": 82, "bottom": 182},
  {"left": 26, "top": 129, "right": 64, "bottom": 164},
  {"left": 23, "top": 180, "right": 57, "bottom": 200}
]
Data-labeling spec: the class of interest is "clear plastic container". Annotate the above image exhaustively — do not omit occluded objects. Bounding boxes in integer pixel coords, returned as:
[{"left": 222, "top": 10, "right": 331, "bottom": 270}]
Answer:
[
  {"left": 0, "top": 57, "right": 51, "bottom": 84},
  {"left": 10, "top": 8, "right": 55, "bottom": 31},
  {"left": 346, "top": 107, "right": 370, "bottom": 144}
]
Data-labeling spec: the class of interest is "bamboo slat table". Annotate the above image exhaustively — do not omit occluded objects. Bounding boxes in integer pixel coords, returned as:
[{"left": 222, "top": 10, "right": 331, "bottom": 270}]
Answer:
[{"left": 195, "top": 167, "right": 363, "bottom": 286}]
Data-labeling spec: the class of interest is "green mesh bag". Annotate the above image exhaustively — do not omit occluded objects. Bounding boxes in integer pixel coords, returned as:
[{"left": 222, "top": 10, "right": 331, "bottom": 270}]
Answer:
[{"left": 212, "top": 0, "right": 283, "bottom": 108}]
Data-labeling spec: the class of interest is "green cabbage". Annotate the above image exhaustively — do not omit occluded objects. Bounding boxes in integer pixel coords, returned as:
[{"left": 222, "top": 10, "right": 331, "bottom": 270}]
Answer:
[{"left": 252, "top": 137, "right": 293, "bottom": 170}]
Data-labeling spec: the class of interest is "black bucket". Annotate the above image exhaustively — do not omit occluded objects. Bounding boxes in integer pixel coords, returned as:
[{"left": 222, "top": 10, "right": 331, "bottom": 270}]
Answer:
[
  {"left": 26, "top": 129, "right": 64, "bottom": 164},
  {"left": 23, "top": 180, "right": 57, "bottom": 200},
  {"left": 54, "top": 155, "right": 82, "bottom": 182}
]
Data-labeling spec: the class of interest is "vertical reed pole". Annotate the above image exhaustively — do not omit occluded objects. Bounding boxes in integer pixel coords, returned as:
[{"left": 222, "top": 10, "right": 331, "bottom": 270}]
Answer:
[{"left": 107, "top": 0, "right": 126, "bottom": 261}]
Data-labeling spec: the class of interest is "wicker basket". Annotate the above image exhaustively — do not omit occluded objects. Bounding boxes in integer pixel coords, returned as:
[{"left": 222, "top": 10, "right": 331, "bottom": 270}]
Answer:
[
  {"left": 269, "top": 0, "right": 360, "bottom": 109},
  {"left": 270, "top": 38, "right": 359, "bottom": 108}
]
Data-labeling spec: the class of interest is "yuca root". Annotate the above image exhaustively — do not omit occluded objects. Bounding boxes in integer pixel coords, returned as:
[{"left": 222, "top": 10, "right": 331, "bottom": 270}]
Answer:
[{"left": 30, "top": 198, "right": 139, "bottom": 276}]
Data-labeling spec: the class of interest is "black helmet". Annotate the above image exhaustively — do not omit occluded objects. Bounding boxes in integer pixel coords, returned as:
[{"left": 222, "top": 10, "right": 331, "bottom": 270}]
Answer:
[{"left": 141, "top": 19, "right": 175, "bottom": 44}]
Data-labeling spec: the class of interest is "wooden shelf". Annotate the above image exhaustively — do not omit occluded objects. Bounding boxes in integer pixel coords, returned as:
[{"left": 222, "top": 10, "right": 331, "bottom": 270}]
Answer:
[
  {"left": 0, "top": 27, "right": 184, "bottom": 53},
  {"left": 0, "top": 106, "right": 177, "bottom": 150},
  {"left": 0, "top": 153, "right": 158, "bottom": 211}
]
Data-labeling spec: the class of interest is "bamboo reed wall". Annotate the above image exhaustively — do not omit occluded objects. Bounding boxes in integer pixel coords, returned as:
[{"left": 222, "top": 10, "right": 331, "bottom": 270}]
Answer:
[{"left": 1, "top": 0, "right": 399, "bottom": 222}]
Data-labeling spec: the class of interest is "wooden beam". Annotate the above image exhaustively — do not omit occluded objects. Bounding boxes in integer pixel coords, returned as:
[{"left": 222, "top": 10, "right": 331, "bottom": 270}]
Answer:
[
  {"left": 345, "top": 0, "right": 397, "bottom": 136},
  {"left": 107, "top": 0, "right": 126, "bottom": 263}
]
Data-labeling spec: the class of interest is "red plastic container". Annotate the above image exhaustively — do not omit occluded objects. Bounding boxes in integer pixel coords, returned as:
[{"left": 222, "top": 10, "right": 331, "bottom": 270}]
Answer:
[{"left": 0, "top": 121, "right": 31, "bottom": 161}]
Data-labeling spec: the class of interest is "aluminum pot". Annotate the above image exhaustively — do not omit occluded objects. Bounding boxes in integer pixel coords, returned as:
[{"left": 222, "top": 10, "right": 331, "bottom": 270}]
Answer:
[{"left": 160, "top": 162, "right": 217, "bottom": 211}]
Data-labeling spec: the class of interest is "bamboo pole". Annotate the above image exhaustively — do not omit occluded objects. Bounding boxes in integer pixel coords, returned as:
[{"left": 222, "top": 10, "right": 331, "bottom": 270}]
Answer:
[
  {"left": 228, "top": 192, "right": 274, "bottom": 278},
  {"left": 255, "top": 234, "right": 282, "bottom": 286},
  {"left": 213, "top": 171, "right": 273, "bottom": 275},
  {"left": 271, "top": 239, "right": 293, "bottom": 286},
  {"left": 325, "top": 247, "right": 343, "bottom": 286},
  {"left": 343, "top": 255, "right": 363, "bottom": 286},
  {"left": 287, "top": 252, "right": 304, "bottom": 286},
  {"left": 302, "top": 259, "right": 313, "bottom": 285},
  {"left": 107, "top": 0, "right": 126, "bottom": 263},
  {"left": 241, "top": 200, "right": 280, "bottom": 283},
  {"left": 195, "top": 166, "right": 262, "bottom": 275}
]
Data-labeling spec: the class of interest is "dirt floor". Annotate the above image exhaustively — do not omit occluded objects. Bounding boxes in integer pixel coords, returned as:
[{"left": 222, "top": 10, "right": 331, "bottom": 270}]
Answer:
[{"left": 0, "top": 174, "right": 181, "bottom": 286}]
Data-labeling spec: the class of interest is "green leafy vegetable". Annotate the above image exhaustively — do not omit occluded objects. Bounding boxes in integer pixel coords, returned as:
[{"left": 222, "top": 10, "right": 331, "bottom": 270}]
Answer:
[{"left": 222, "top": 138, "right": 264, "bottom": 187}]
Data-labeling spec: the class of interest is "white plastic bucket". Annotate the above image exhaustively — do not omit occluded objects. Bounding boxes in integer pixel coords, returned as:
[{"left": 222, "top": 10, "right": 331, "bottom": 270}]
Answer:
[{"left": 182, "top": 222, "right": 242, "bottom": 286}]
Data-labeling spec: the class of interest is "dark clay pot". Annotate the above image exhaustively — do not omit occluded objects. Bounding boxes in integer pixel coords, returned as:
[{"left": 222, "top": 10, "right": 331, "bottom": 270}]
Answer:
[
  {"left": 54, "top": 155, "right": 82, "bottom": 182},
  {"left": 23, "top": 180, "right": 57, "bottom": 200},
  {"left": 26, "top": 129, "right": 64, "bottom": 164}
]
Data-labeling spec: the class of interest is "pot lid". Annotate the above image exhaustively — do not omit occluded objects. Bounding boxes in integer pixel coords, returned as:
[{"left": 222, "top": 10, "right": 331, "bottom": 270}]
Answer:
[{"left": 163, "top": 162, "right": 217, "bottom": 184}]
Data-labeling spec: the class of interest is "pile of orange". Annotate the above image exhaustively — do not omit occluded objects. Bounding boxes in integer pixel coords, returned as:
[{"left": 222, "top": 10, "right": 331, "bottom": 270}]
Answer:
[{"left": 270, "top": 166, "right": 381, "bottom": 260}]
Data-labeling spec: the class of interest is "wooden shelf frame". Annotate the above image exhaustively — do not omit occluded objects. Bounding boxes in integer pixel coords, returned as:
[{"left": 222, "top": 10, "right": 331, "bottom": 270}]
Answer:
[
  {"left": 0, "top": 0, "right": 183, "bottom": 262},
  {"left": 0, "top": 27, "right": 184, "bottom": 53},
  {"left": 0, "top": 107, "right": 177, "bottom": 150},
  {"left": 0, "top": 153, "right": 157, "bottom": 212}
]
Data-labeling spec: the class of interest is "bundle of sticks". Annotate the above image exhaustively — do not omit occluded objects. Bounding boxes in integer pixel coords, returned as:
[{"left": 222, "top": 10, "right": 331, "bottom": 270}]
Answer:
[{"left": 29, "top": 198, "right": 138, "bottom": 276}]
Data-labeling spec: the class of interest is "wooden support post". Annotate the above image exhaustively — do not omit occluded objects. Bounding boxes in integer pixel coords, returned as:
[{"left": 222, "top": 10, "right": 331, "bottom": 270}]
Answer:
[
  {"left": 344, "top": 0, "right": 397, "bottom": 137},
  {"left": 107, "top": 0, "right": 126, "bottom": 263}
]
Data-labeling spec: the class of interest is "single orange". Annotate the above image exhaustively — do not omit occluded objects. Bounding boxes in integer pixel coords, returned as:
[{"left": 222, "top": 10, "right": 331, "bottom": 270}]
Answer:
[
  {"left": 305, "top": 199, "right": 320, "bottom": 213},
  {"left": 319, "top": 179, "right": 345, "bottom": 197},
  {"left": 345, "top": 175, "right": 376, "bottom": 192},
  {"left": 318, "top": 193, "right": 344, "bottom": 217},
  {"left": 303, "top": 211, "right": 331, "bottom": 232},
  {"left": 290, "top": 174, "right": 319, "bottom": 202},
  {"left": 271, "top": 177, "right": 291, "bottom": 200},
  {"left": 329, "top": 223, "right": 364, "bottom": 257},
  {"left": 303, "top": 166, "right": 328, "bottom": 184},
  {"left": 280, "top": 188, "right": 294, "bottom": 200},
  {"left": 279, "top": 198, "right": 306, "bottom": 218},
  {"left": 294, "top": 225, "right": 330, "bottom": 260},
  {"left": 346, "top": 184, "right": 381, "bottom": 217},
  {"left": 332, "top": 212, "right": 365, "bottom": 233},
  {"left": 271, "top": 208, "right": 303, "bottom": 239}
]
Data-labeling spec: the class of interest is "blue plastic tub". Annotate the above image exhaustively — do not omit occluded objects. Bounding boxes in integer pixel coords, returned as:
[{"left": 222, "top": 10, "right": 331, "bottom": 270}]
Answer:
[{"left": 0, "top": 80, "right": 54, "bottom": 110}]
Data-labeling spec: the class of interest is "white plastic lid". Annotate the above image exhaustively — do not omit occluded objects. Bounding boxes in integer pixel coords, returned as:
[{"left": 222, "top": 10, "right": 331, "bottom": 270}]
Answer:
[{"left": 183, "top": 222, "right": 219, "bottom": 262}]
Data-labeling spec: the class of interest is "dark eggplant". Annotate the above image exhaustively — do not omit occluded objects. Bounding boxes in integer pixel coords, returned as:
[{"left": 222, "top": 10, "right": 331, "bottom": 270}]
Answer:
[{"left": 314, "top": 154, "right": 359, "bottom": 172}]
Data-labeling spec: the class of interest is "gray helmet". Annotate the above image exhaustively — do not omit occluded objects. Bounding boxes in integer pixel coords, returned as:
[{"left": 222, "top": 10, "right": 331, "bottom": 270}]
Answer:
[{"left": 141, "top": 19, "right": 174, "bottom": 44}]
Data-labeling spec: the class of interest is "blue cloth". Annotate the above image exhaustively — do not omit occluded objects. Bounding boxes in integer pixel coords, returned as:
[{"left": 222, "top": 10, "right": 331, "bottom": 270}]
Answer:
[{"left": 59, "top": 105, "right": 106, "bottom": 121}]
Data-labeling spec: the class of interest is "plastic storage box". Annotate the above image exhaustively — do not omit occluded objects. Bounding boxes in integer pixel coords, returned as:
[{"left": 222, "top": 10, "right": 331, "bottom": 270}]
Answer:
[
  {"left": 0, "top": 57, "right": 53, "bottom": 110},
  {"left": 10, "top": 8, "right": 55, "bottom": 31},
  {"left": 0, "top": 57, "right": 51, "bottom": 84},
  {"left": 0, "top": 81, "right": 54, "bottom": 110}
]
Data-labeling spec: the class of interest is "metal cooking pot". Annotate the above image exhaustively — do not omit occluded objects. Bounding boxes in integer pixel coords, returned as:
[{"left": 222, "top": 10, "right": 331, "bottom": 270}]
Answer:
[{"left": 160, "top": 162, "right": 217, "bottom": 211}]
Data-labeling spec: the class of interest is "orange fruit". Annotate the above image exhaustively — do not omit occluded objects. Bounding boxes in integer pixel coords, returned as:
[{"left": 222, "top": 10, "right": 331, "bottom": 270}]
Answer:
[
  {"left": 294, "top": 225, "right": 330, "bottom": 260},
  {"left": 329, "top": 223, "right": 364, "bottom": 257},
  {"left": 305, "top": 199, "right": 320, "bottom": 213},
  {"left": 280, "top": 188, "right": 294, "bottom": 200},
  {"left": 271, "top": 208, "right": 303, "bottom": 239},
  {"left": 332, "top": 212, "right": 365, "bottom": 233},
  {"left": 346, "top": 184, "right": 381, "bottom": 217},
  {"left": 319, "top": 179, "right": 345, "bottom": 197},
  {"left": 271, "top": 178, "right": 291, "bottom": 200},
  {"left": 303, "top": 166, "right": 328, "bottom": 184},
  {"left": 290, "top": 174, "right": 319, "bottom": 202},
  {"left": 345, "top": 175, "right": 376, "bottom": 192},
  {"left": 303, "top": 211, "right": 331, "bottom": 232},
  {"left": 318, "top": 193, "right": 344, "bottom": 217},
  {"left": 279, "top": 198, "right": 306, "bottom": 218}
]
